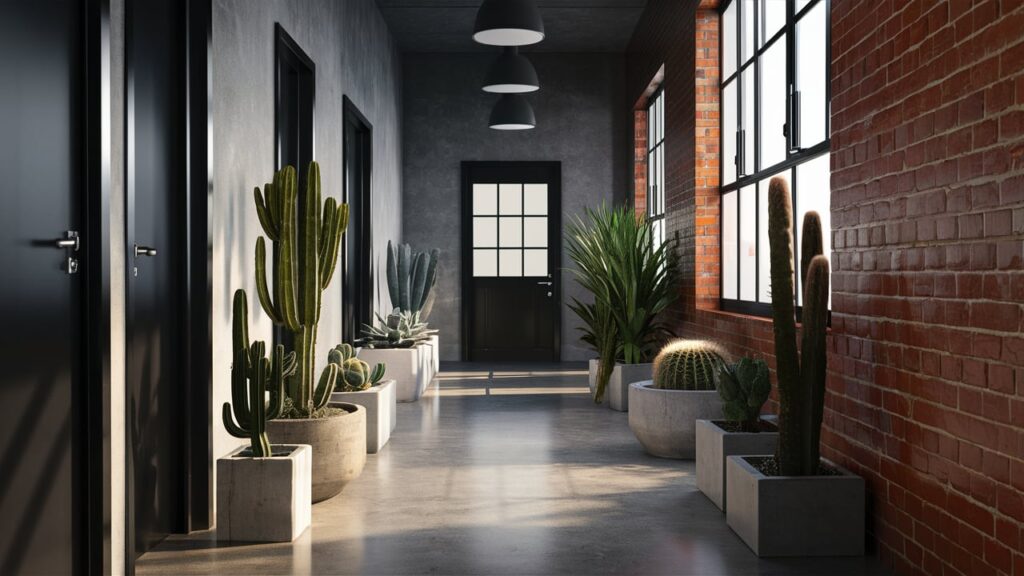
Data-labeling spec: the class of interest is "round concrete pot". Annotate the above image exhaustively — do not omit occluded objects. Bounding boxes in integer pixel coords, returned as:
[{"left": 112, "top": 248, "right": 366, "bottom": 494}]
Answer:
[
  {"left": 628, "top": 380, "right": 724, "bottom": 459},
  {"left": 266, "top": 403, "right": 367, "bottom": 503}
]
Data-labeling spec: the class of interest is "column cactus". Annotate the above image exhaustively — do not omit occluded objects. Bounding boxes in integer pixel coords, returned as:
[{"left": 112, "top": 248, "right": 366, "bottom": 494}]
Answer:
[
  {"left": 767, "top": 176, "right": 830, "bottom": 476},
  {"left": 254, "top": 162, "right": 346, "bottom": 417},
  {"left": 222, "top": 289, "right": 296, "bottom": 457},
  {"left": 386, "top": 241, "right": 439, "bottom": 318}
]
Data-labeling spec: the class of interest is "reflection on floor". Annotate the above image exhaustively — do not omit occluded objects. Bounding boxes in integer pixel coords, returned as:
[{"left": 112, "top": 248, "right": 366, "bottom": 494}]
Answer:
[{"left": 137, "top": 362, "right": 888, "bottom": 575}]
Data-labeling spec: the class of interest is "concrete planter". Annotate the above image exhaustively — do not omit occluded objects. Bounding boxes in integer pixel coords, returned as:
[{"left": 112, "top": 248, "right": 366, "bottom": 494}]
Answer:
[
  {"left": 608, "top": 362, "right": 652, "bottom": 412},
  {"left": 216, "top": 444, "right": 311, "bottom": 542},
  {"left": 726, "top": 455, "right": 866, "bottom": 557},
  {"left": 358, "top": 345, "right": 432, "bottom": 402},
  {"left": 331, "top": 380, "right": 397, "bottom": 454},
  {"left": 428, "top": 334, "right": 440, "bottom": 373},
  {"left": 627, "top": 381, "right": 723, "bottom": 459},
  {"left": 695, "top": 419, "right": 778, "bottom": 511},
  {"left": 266, "top": 403, "right": 366, "bottom": 503}
]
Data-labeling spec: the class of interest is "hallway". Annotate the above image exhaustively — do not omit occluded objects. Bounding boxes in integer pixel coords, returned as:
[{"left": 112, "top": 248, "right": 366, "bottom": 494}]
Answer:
[{"left": 138, "top": 364, "right": 886, "bottom": 576}]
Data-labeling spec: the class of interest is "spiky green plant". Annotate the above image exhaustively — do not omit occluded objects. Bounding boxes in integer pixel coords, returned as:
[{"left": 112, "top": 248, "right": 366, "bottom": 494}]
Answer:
[
  {"left": 253, "top": 162, "right": 345, "bottom": 417},
  {"left": 358, "top": 309, "right": 436, "bottom": 349},
  {"left": 716, "top": 357, "right": 771, "bottom": 432},
  {"left": 566, "top": 204, "right": 677, "bottom": 403},
  {"left": 651, "top": 339, "right": 726, "bottom": 391},
  {"left": 387, "top": 241, "right": 439, "bottom": 319},
  {"left": 767, "top": 176, "right": 830, "bottom": 476},
  {"left": 222, "top": 289, "right": 296, "bottom": 457},
  {"left": 328, "top": 343, "right": 386, "bottom": 392}
]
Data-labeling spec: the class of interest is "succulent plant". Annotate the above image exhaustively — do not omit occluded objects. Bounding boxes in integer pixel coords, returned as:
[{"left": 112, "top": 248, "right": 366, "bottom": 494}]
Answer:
[
  {"left": 716, "top": 357, "right": 771, "bottom": 432},
  {"left": 652, "top": 339, "right": 727, "bottom": 391},
  {"left": 328, "top": 343, "right": 386, "bottom": 392},
  {"left": 387, "top": 241, "right": 439, "bottom": 319},
  {"left": 767, "top": 176, "right": 830, "bottom": 476},
  {"left": 357, "top": 309, "right": 436, "bottom": 349},
  {"left": 222, "top": 290, "right": 296, "bottom": 457},
  {"left": 253, "top": 162, "right": 345, "bottom": 417}
]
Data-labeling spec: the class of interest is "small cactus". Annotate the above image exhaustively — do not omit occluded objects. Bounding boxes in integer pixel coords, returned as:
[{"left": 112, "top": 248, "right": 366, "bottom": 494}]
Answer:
[
  {"left": 357, "top": 309, "right": 436, "bottom": 349},
  {"left": 652, "top": 340, "right": 727, "bottom": 391},
  {"left": 716, "top": 357, "right": 771, "bottom": 432},
  {"left": 329, "top": 344, "right": 387, "bottom": 392}
]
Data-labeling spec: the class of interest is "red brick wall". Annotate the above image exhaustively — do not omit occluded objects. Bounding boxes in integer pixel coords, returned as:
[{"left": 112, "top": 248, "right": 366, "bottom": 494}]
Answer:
[
  {"left": 635, "top": 109, "right": 648, "bottom": 218},
  {"left": 694, "top": 7, "right": 720, "bottom": 310}
]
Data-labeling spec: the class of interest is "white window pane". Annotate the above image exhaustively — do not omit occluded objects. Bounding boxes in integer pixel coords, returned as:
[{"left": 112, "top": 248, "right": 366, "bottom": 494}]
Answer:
[
  {"left": 741, "top": 0, "right": 755, "bottom": 64},
  {"left": 648, "top": 98, "right": 655, "bottom": 145},
  {"left": 723, "top": 80, "right": 737, "bottom": 185},
  {"left": 499, "top": 249, "right": 522, "bottom": 277},
  {"left": 763, "top": 0, "right": 785, "bottom": 43},
  {"left": 760, "top": 36, "right": 787, "bottom": 169},
  {"left": 723, "top": 1, "right": 736, "bottom": 78},
  {"left": 659, "top": 144, "right": 665, "bottom": 211},
  {"left": 499, "top": 216, "right": 522, "bottom": 247},
  {"left": 473, "top": 217, "right": 497, "bottom": 248},
  {"left": 524, "top": 249, "right": 547, "bottom": 276},
  {"left": 742, "top": 65, "right": 755, "bottom": 175},
  {"left": 759, "top": 170, "right": 791, "bottom": 303},
  {"left": 523, "top": 184, "right": 547, "bottom": 215},
  {"left": 474, "top": 249, "right": 497, "bottom": 277},
  {"left": 524, "top": 217, "right": 547, "bottom": 247},
  {"left": 499, "top": 183, "right": 522, "bottom": 215},
  {"left": 796, "top": 0, "right": 811, "bottom": 13},
  {"left": 797, "top": 1, "right": 827, "bottom": 147},
  {"left": 796, "top": 155, "right": 831, "bottom": 309},
  {"left": 722, "top": 191, "right": 738, "bottom": 299},
  {"left": 740, "top": 184, "right": 757, "bottom": 301},
  {"left": 473, "top": 183, "right": 497, "bottom": 215}
]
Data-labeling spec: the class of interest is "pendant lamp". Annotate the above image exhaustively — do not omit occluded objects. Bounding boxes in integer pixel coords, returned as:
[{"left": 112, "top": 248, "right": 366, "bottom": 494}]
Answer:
[
  {"left": 488, "top": 94, "right": 536, "bottom": 130},
  {"left": 473, "top": 0, "right": 545, "bottom": 46},
  {"left": 483, "top": 47, "right": 539, "bottom": 93}
]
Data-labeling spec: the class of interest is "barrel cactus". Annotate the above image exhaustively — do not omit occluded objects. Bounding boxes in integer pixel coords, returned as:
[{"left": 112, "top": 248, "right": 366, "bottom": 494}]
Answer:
[
  {"left": 716, "top": 357, "right": 771, "bottom": 432},
  {"left": 329, "top": 343, "right": 386, "bottom": 392},
  {"left": 652, "top": 340, "right": 727, "bottom": 391},
  {"left": 386, "top": 241, "right": 439, "bottom": 318}
]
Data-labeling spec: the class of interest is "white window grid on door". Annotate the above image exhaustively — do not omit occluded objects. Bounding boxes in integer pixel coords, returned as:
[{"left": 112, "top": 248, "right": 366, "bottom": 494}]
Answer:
[{"left": 472, "top": 182, "right": 549, "bottom": 277}]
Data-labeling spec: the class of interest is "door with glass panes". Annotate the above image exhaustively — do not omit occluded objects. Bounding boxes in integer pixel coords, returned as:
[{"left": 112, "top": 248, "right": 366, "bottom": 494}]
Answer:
[{"left": 462, "top": 162, "right": 561, "bottom": 361}]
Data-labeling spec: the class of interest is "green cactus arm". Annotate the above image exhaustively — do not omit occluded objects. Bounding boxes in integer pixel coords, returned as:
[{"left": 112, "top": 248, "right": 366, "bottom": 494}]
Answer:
[
  {"left": 265, "top": 182, "right": 281, "bottom": 233},
  {"left": 312, "top": 362, "right": 338, "bottom": 411},
  {"left": 320, "top": 201, "right": 346, "bottom": 291},
  {"left": 254, "top": 238, "right": 282, "bottom": 325},
  {"left": 230, "top": 346, "right": 251, "bottom": 428},
  {"left": 319, "top": 198, "right": 336, "bottom": 270},
  {"left": 398, "top": 243, "right": 411, "bottom": 311},
  {"left": 254, "top": 187, "right": 279, "bottom": 240},
  {"left": 409, "top": 252, "right": 428, "bottom": 315},
  {"left": 420, "top": 249, "right": 439, "bottom": 312},
  {"left": 327, "top": 347, "right": 343, "bottom": 367},
  {"left": 278, "top": 166, "right": 301, "bottom": 332},
  {"left": 301, "top": 162, "right": 321, "bottom": 327},
  {"left": 800, "top": 211, "right": 823, "bottom": 291},
  {"left": 386, "top": 241, "right": 399, "bottom": 310},
  {"left": 250, "top": 342, "right": 270, "bottom": 457},
  {"left": 222, "top": 403, "right": 249, "bottom": 438},
  {"left": 368, "top": 363, "right": 386, "bottom": 385},
  {"left": 265, "top": 344, "right": 287, "bottom": 421},
  {"left": 232, "top": 289, "right": 250, "bottom": 361},
  {"left": 800, "top": 254, "right": 830, "bottom": 475}
]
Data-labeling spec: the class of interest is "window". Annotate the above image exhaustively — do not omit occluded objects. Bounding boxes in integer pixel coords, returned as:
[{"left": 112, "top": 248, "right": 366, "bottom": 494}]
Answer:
[
  {"left": 472, "top": 182, "right": 549, "bottom": 277},
  {"left": 647, "top": 88, "right": 666, "bottom": 248},
  {"left": 719, "top": 0, "right": 830, "bottom": 314}
]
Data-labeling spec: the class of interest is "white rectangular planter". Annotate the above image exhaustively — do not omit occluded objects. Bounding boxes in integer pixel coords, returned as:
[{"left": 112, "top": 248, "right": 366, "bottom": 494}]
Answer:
[
  {"left": 331, "top": 380, "right": 397, "bottom": 454},
  {"left": 695, "top": 419, "right": 778, "bottom": 512},
  {"left": 217, "top": 444, "right": 311, "bottom": 542},
  {"left": 428, "top": 334, "right": 440, "bottom": 373},
  {"left": 358, "top": 346, "right": 431, "bottom": 402},
  {"left": 608, "top": 362, "right": 652, "bottom": 412},
  {"left": 726, "top": 455, "right": 865, "bottom": 556}
]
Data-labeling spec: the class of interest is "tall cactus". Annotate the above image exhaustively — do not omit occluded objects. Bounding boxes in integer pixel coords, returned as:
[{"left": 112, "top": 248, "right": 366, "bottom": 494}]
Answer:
[
  {"left": 222, "top": 290, "right": 295, "bottom": 457},
  {"left": 767, "top": 176, "right": 830, "bottom": 476},
  {"left": 652, "top": 339, "right": 727, "bottom": 391},
  {"left": 386, "top": 241, "right": 439, "bottom": 317},
  {"left": 254, "top": 162, "right": 346, "bottom": 417}
]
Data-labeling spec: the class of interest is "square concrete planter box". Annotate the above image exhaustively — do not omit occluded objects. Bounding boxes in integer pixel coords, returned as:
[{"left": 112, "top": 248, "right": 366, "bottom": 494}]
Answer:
[
  {"left": 628, "top": 381, "right": 723, "bottom": 459},
  {"left": 358, "top": 345, "right": 431, "bottom": 402},
  {"left": 216, "top": 444, "right": 311, "bottom": 542},
  {"left": 428, "top": 334, "right": 440, "bottom": 373},
  {"left": 331, "top": 380, "right": 397, "bottom": 454},
  {"left": 608, "top": 362, "right": 652, "bottom": 411},
  {"left": 726, "top": 455, "right": 865, "bottom": 557},
  {"left": 695, "top": 419, "right": 778, "bottom": 512}
]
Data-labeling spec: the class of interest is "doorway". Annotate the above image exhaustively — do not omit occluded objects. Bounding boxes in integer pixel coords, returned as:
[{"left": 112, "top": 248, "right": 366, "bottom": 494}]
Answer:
[
  {"left": 461, "top": 162, "right": 562, "bottom": 362},
  {"left": 342, "top": 97, "right": 373, "bottom": 343}
]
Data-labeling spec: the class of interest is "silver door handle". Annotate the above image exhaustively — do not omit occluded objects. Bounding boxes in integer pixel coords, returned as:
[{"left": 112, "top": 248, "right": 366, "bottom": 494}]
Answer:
[
  {"left": 134, "top": 244, "right": 158, "bottom": 257},
  {"left": 536, "top": 281, "right": 552, "bottom": 286},
  {"left": 54, "top": 231, "right": 79, "bottom": 250}
]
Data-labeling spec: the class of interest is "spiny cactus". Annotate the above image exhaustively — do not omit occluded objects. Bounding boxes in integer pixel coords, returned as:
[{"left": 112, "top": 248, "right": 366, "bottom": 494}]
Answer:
[
  {"left": 254, "top": 162, "right": 346, "bottom": 417},
  {"left": 387, "top": 241, "right": 439, "bottom": 318},
  {"left": 767, "top": 176, "right": 830, "bottom": 476},
  {"left": 716, "top": 358, "right": 771, "bottom": 432},
  {"left": 222, "top": 290, "right": 296, "bottom": 457},
  {"left": 652, "top": 340, "right": 727, "bottom": 391},
  {"left": 328, "top": 344, "right": 386, "bottom": 392},
  {"left": 357, "top": 309, "right": 436, "bottom": 349}
]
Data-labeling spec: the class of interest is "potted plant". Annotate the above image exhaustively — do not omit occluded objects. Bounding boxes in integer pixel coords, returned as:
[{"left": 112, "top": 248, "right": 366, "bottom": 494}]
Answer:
[
  {"left": 725, "top": 177, "right": 864, "bottom": 557},
  {"left": 254, "top": 163, "right": 366, "bottom": 503},
  {"left": 628, "top": 339, "right": 726, "bottom": 458},
  {"left": 357, "top": 309, "right": 436, "bottom": 402},
  {"left": 695, "top": 357, "right": 777, "bottom": 512},
  {"left": 217, "top": 290, "right": 311, "bottom": 542},
  {"left": 566, "top": 205, "right": 676, "bottom": 411},
  {"left": 387, "top": 241, "right": 441, "bottom": 372},
  {"left": 329, "top": 344, "right": 395, "bottom": 454}
]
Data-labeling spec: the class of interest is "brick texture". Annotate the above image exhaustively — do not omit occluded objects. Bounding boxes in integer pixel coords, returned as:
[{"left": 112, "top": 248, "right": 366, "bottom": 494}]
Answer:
[{"left": 635, "top": 109, "right": 648, "bottom": 218}]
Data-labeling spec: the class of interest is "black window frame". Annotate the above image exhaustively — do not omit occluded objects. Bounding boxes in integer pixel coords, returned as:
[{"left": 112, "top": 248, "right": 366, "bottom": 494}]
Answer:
[
  {"left": 718, "top": 0, "right": 831, "bottom": 317},
  {"left": 646, "top": 86, "right": 666, "bottom": 248}
]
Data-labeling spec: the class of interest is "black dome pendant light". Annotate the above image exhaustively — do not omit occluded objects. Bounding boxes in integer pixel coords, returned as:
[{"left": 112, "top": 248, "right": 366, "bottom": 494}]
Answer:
[
  {"left": 488, "top": 94, "right": 536, "bottom": 130},
  {"left": 473, "top": 0, "right": 545, "bottom": 47},
  {"left": 483, "top": 47, "right": 539, "bottom": 93}
]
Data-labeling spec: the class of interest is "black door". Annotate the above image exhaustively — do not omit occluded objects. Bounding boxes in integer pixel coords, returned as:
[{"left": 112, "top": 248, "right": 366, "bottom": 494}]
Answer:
[
  {"left": 343, "top": 97, "right": 373, "bottom": 343},
  {"left": 126, "top": 0, "right": 186, "bottom": 559},
  {"left": 462, "top": 162, "right": 561, "bottom": 362},
  {"left": 0, "top": 1, "right": 85, "bottom": 572}
]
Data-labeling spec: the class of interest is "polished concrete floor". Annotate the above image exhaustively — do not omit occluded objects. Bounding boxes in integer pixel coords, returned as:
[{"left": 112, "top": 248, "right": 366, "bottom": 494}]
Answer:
[{"left": 138, "top": 363, "right": 888, "bottom": 576}]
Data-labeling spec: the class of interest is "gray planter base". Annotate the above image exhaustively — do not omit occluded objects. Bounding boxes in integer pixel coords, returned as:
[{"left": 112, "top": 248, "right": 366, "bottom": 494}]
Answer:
[
  {"left": 331, "top": 380, "right": 397, "bottom": 454},
  {"left": 695, "top": 419, "right": 778, "bottom": 512},
  {"left": 628, "top": 381, "right": 723, "bottom": 459},
  {"left": 725, "top": 455, "right": 866, "bottom": 556},
  {"left": 216, "top": 444, "right": 311, "bottom": 542},
  {"left": 608, "top": 363, "right": 652, "bottom": 412},
  {"left": 357, "top": 346, "right": 433, "bottom": 402}
]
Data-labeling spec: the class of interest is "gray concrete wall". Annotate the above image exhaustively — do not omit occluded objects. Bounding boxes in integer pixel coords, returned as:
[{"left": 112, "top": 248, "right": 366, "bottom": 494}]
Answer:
[
  {"left": 402, "top": 52, "right": 628, "bottom": 362},
  {"left": 212, "top": 0, "right": 402, "bottom": 474}
]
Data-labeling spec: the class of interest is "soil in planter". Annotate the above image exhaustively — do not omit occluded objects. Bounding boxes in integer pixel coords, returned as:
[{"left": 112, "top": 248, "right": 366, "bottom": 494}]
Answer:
[
  {"left": 712, "top": 419, "right": 778, "bottom": 433},
  {"left": 746, "top": 455, "right": 841, "bottom": 477},
  {"left": 278, "top": 397, "right": 348, "bottom": 419}
]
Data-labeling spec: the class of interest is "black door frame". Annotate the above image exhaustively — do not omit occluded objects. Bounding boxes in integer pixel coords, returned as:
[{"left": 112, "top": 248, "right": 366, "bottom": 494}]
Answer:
[
  {"left": 342, "top": 96, "right": 373, "bottom": 343},
  {"left": 460, "top": 161, "right": 562, "bottom": 362},
  {"left": 122, "top": 0, "right": 213, "bottom": 571}
]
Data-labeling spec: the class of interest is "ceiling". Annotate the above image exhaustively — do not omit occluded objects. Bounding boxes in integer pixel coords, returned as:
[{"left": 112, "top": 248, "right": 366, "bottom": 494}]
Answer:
[{"left": 375, "top": 0, "right": 649, "bottom": 53}]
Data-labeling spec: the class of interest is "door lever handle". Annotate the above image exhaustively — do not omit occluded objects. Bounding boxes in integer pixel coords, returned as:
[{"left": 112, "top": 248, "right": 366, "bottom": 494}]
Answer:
[
  {"left": 54, "top": 231, "right": 79, "bottom": 251},
  {"left": 536, "top": 281, "right": 553, "bottom": 286},
  {"left": 134, "top": 244, "right": 158, "bottom": 257}
]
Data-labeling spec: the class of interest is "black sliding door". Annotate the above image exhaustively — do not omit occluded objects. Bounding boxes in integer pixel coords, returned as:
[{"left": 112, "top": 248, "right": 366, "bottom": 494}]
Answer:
[
  {"left": 342, "top": 97, "right": 373, "bottom": 343},
  {"left": 462, "top": 162, "right": 562, "bottom": 362}
]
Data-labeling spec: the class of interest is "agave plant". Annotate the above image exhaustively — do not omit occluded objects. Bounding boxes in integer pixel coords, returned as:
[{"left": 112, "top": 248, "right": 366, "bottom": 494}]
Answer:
[{"left": 357, "top": 309, "right": 437, "bottom": 349}]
